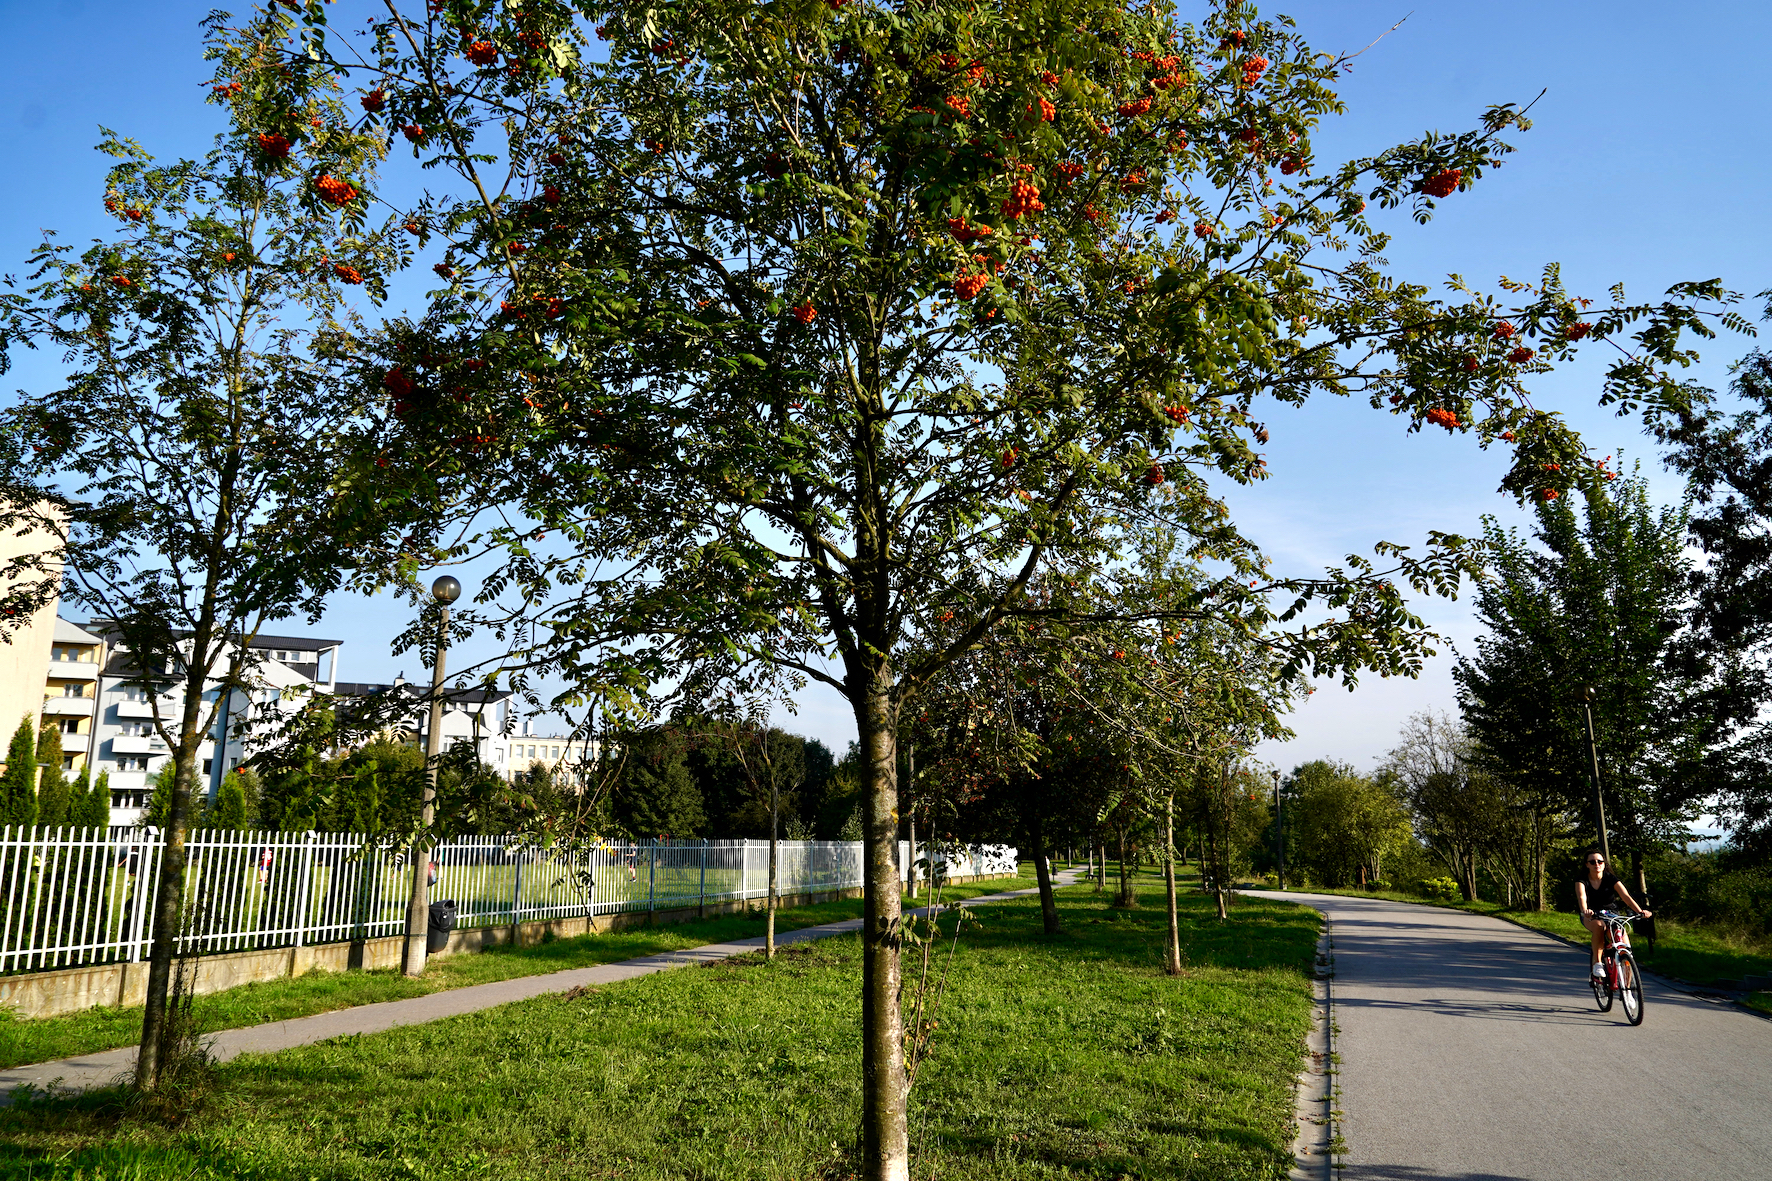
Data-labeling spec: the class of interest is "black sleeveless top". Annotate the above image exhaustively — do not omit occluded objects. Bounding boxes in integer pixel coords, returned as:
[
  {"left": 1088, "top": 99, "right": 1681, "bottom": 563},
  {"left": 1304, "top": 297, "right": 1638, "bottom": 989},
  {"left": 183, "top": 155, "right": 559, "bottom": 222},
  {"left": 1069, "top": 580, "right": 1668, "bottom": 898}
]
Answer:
[{"left": 1577, "top": 871, "right": 1622, "bottom": 915}]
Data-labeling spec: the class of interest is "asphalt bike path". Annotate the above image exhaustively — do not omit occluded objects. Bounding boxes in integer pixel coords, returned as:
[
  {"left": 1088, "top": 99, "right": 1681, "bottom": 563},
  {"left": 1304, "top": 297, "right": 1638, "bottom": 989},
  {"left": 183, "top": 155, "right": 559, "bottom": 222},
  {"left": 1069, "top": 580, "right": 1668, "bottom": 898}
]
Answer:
[
  {"left": 1271, "top": 890, "right": 1772, "bottom": 1181},
  {"left": 1, "top": 870, "right": 1078, "bottom": 1102}
]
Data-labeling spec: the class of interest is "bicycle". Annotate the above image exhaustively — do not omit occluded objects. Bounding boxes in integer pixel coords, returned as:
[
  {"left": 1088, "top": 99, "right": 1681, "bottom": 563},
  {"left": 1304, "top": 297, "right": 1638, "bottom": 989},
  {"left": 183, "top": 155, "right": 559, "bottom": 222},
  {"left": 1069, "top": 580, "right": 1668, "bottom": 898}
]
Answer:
[{"left": 1588, "top": 910, "right": 1645, "bottom": 1026}]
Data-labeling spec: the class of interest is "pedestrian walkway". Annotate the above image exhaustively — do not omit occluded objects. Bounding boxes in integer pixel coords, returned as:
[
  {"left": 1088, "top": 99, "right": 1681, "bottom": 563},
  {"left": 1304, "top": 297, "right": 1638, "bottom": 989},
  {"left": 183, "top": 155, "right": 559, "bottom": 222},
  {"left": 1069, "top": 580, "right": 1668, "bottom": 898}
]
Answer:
[{"left": 1, "top": 869, "right": 1077, "bottom": 1101}]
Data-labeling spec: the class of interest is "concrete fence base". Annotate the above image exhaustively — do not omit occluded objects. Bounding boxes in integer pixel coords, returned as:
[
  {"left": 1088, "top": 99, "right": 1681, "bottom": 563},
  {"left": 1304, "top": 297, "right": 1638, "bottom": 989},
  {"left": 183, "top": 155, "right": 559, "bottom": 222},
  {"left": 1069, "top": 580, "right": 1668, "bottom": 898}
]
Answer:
[{"left": 1, "top": 871, "right": 1016, "bottom": 1021}]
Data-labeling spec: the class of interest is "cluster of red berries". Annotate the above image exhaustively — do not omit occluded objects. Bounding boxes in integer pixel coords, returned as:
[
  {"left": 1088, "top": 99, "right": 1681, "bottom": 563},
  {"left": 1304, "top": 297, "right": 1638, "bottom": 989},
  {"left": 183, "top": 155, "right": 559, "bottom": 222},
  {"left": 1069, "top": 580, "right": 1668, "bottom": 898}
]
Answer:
[
  {"left": 1026, "top": 97, "right": 1056, "bottom": 122},
  {"left": 508, "top": 242, "right": 528, "bottom": 255},
  {"left": 433, "top": 263, "right": 456, "bottom": 279},
  {"left": 543, "top": 184, "right": 562, "bottom": 205},
  {"left": 953, "top": 272, "right": 990, "bottom": 301},
  {"left": 1240, "top": 56, "right": 1269, "bottom": 86},
  {"left": 947, "top": 217, "right": 991, "bottom": 243},
  {"left": 385, "top": 367, "right": 417, "bottom": 399},
  {"left": 404, "top": 124, "right": 426, "bottom": 142},
  {"left": 1082, "top": 204, "right": 1104, "bottom": 223},
  {"left": 1279, "top": 155, "right": 1304, "bottom": 175},
  {"left": 1116, "top": 96, "right": 1153, "bottom": 118},
  {"left": 1001, "top": 178, "right": 1044, "bottom": 219},
  {"left": 110, "top": 275, "right": 133, "bottom": 289},
  {"left": 1539, "top": 488, "right": 1559, "bottom": 501},
  {"left": 1507, "top": 346, "right": 1534, "bottom": 364},
  {"left": 943, "top": 94, "right": 972, "bottom": 118},
  {"left": 1193, "top": 220, "right": 1215, "bottom": 239},
  {"left": 1144, "top": 463, "right": 1166, "bottom": 485},
  {"left": 791, "top": 302, "right": 817, "bottom": 325},
  {"left": 1119, "top": 170, "right": 1146, "bottom": 193},
  {"left": 1564, "top": 321, "right": 1592, "bottom": 341},
  {"left": 211, "top": 81, "right": 243, "bottom": 99},
  {"left": 315, "top": 175, "right": 358, "bottom": 206},
  {"left": 332, "top": 263, "right": 365, "bottom": 285},
  {"left": 257, "top": 132, "right": 292, "bottom": 159},
  {"left": 1420, "top": 169, "right": 1462, "bottom": 198},
  {"left": 544, "top": 297, "right": 565, "bottom": 319},
  {"left": 1425, "top": 407, "right": 1460, "bottom": 432},
  {"left": 1162, "top": 406, "right": 1189, "bottom": 425},
  {"left": 1000, "top": 447, "right": 1018, "bottom": 469},
  {"left": 1154, "top": 209, "right": 1178, "bottom": 224},
  {"left": 1054, "top": 161, "right": 1085, "bottom": 184},
  {"left": 1236, "top": 126, "right": 1261, "bottom": 146},
  {"left": 1462, "top": 357, "right": 1479, "bottom": 372},
  {"left": 466, "top": 40, "right": 499, "bottom": 66},
  {"left": 361, "top": 88, "right": 386, "bottom": 113},
  {"left": 1492, "top": 320, "right": 1516, "bottom": 339},
  {"left": 1151, "top": 71, "right": 1184, "bottom": 90}
]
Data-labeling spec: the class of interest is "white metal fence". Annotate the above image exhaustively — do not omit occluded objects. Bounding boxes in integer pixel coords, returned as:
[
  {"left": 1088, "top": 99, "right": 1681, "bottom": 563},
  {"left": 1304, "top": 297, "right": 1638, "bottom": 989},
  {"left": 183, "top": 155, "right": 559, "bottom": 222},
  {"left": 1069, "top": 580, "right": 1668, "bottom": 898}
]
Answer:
[{"left": 0, "top": 826, "right": 1015, "bottom": 975}]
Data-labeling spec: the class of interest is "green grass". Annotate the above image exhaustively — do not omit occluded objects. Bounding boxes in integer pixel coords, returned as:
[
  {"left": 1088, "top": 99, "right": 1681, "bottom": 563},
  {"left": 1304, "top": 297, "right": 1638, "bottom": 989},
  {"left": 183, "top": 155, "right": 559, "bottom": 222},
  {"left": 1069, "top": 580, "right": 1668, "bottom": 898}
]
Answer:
[
  {"left": 0, "top": 876, "right": 1025, "bottom": 1072},
  {"left": 1259, "top": 882, "right": 1772, "bottom": 997},
  {"left": 0, "top": 871, "right": 1321, "bottom": 1180}
]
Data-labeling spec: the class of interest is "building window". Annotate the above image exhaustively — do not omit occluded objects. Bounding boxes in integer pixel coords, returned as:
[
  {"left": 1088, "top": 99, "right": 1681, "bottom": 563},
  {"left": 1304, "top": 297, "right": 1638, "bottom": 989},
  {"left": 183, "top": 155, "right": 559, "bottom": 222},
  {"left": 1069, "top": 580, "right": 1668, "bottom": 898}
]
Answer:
[
  {"left": 202, "top": 759, "right": 213, "bottom": 776},
  {"left": 62, "top": 683, "right": 87, "bottom": 698},
  {"left": 62, "top": 756, "right": 76, "bottom": 771},
  {"left": 118, "top": 756, "right": 148, "bottom": 772},
  {"left": 120, "top": 721, "right": 153, "bottom": 737},
  {"left": 59, "top": 717, "right": 81, "bottom": 735}
]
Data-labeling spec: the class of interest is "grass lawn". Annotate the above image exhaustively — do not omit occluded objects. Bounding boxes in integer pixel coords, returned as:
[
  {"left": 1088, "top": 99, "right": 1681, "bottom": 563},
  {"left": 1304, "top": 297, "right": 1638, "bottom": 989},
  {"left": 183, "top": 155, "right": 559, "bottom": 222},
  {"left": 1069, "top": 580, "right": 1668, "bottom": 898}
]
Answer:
[
  {"left": 0, "top": 871, "right": 1321, "bottom": 1180},
  {"left": 0, "top": 877, "right": 1024, "bottom": 1072},
  {"left": 1258, "top": 883, "right": 1772, "bottom": 998}
]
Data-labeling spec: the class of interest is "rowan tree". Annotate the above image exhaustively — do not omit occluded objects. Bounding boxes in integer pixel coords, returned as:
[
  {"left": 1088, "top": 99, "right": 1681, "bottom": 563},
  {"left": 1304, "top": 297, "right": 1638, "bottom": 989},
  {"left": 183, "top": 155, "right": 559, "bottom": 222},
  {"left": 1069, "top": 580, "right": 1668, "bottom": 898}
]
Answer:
[
  {"left": 256, "top": 0, "right": 1746, "bottom": 1171},
  {"left": 0, "top": 13, "right": 404, "bottom": 1090}
]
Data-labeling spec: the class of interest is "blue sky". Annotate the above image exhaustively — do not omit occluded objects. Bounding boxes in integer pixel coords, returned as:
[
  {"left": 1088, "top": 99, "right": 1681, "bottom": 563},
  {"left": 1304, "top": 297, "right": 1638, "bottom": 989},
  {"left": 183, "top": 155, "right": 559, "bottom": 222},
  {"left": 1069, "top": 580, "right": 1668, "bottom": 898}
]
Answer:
[{"left": 2, "top": 1, "right": 1767, "bottom": 766}]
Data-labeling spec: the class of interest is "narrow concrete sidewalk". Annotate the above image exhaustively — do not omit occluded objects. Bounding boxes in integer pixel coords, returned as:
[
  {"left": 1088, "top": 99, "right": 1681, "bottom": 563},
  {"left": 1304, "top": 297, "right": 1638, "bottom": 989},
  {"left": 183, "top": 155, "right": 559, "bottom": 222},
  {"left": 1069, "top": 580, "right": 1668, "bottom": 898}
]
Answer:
[{"left": 2, "top": 869, "right": 1076, "bottom": 1101}]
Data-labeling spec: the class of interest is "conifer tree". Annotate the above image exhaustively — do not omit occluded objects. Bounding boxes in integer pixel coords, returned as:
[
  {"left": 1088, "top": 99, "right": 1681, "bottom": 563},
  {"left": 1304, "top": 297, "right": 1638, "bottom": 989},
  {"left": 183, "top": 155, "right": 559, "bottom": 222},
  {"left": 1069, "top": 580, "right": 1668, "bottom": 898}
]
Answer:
[
  {"left": 34, "top": 725, "right": 70, "bottom": 827},
  {"left": 0, "top": 715, "right": 38, "bottom": 827},
  {"left": 78, "top": 769, "right": 112, "bottom": 828}
]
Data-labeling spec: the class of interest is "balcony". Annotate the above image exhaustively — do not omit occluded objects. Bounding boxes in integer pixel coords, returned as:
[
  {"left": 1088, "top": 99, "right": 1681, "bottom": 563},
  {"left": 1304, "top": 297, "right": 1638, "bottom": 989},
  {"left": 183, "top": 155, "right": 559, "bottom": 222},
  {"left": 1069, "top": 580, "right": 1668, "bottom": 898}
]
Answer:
[
  {"left": 41, "top": 697, "right": 95, "bottom": 717},
  {"left": 115, "top": 699, "right": 178, "bottom": 719},
  {"left": 45, "top": 659, "right": 100, "bottom": 681},
  {"left": 111, "top": 734, "right": 168, "bottom": 756}
]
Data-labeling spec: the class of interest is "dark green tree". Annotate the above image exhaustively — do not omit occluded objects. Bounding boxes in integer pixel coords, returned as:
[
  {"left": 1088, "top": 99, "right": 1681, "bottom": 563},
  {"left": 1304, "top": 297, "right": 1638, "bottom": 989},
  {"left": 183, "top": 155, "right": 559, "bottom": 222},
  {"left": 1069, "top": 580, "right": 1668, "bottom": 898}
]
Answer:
[
  {"left": 1455, "top": 472, "right": 1721, "bottom": 894},
  {"left": 613, "top": 730, "right": 707, "bottom": 839},
  {"left": 78, "top": 769, "right": 111, "bottom": 828},
  {"left": 33, "top": 726, "right": 70, "bottom": 827},
  {"left": 1, "top": 715, "right": 38, "bottom": 827},
  {"left": 210, "top": 769, "right": 254, "bottom": 831}
]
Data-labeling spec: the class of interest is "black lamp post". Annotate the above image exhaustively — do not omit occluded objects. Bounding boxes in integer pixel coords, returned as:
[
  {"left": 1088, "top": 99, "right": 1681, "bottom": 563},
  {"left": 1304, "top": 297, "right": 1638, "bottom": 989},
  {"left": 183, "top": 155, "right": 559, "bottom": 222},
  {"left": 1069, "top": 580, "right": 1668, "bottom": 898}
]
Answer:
[
  {"left": 1272, "top": 768, "right": 1285, "bottom": 889},
  {"left": 404, "top": 574, "right": 462, "bottom": 976}
]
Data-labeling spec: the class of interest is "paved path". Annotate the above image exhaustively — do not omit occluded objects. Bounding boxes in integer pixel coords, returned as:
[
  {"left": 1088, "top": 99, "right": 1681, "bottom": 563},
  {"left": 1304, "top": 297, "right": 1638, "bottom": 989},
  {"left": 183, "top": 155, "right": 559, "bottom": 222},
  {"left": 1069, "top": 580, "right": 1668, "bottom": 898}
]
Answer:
[
  {"left": 1272, "top": 890, "right": 1772, "bottom": 1181},
  {"left": 2, "top": 871, "right": 1073, "bottom": 1101}
]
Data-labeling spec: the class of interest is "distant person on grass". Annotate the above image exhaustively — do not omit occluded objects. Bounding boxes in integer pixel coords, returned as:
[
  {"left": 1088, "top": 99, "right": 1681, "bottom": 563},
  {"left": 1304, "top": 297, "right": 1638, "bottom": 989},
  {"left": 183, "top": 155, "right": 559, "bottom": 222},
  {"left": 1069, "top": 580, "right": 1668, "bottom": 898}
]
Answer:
[{"left": 1576, "top": 849, "right": 1651, "bottom": 979}]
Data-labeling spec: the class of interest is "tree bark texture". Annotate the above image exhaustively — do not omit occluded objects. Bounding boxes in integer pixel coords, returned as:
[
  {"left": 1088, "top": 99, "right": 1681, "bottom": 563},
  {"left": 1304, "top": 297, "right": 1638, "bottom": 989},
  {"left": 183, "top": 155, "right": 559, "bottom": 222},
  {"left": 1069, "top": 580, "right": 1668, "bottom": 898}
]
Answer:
[
  {"left": 135, "top": 628, "right": 215, "bottom": 1091},
  {"left": 767, "top": 773, "right": 779, "bottom": 959},
  {"left": 858, "top": 674, "right": 908, "bottom": 1181},
  {"left": 1163, "top": 793, "right": 1182, "bottom": 975},
  {"left": 1030, "top": 818, "right": 1060, "bottom": 934}
]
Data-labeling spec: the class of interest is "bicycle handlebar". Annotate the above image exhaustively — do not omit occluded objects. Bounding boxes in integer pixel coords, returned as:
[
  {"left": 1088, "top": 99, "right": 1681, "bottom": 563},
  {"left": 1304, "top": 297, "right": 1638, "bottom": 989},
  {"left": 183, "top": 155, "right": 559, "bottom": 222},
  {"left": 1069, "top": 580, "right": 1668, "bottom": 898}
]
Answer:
[{"left": 1596, "top": 910, "right": 1640, "bottom": 923}]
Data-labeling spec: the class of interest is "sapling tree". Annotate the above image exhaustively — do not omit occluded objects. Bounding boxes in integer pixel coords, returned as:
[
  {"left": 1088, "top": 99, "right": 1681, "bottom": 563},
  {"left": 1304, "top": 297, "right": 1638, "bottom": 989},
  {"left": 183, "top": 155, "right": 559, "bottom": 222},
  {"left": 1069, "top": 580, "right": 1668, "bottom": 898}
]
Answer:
[
  {"left": 253, "top": 0, "right": 1747, "bottom": 1171},
  {"left": 0, "top": 14, "right": 404, "bottom": 1089}
]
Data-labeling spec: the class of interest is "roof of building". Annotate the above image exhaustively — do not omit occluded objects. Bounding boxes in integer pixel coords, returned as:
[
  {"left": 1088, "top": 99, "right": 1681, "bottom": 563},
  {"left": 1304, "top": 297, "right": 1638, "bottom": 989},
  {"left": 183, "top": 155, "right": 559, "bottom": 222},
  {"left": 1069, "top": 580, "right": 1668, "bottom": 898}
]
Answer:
[
  {"left": 246, "top": 634, "right": 343, "bottom": 652},
  {"left": 53, "top": 618, "right": 104, "bottom": 645}
]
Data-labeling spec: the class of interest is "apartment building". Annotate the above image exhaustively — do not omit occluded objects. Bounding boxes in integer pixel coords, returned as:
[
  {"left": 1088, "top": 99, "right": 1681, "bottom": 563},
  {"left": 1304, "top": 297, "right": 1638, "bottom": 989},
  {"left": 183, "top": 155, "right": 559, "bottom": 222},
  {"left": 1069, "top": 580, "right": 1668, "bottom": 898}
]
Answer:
[
  {"left": 89, "top": 630, "right": 342, "bottom": 826},
  {"left": 0, "top": 511, "right": 63, "bottom": 751},
  {"left": 41, "top": 619, "right": 106, "bottom": 775}
]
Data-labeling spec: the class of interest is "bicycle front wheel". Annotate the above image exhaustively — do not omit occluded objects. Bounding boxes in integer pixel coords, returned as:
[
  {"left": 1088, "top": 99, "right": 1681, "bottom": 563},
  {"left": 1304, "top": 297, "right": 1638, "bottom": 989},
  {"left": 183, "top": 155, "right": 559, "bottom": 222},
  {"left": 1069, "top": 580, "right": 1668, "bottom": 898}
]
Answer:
[{"left": 1617, "top": 949, "right": 1645, "bottom": 1025}]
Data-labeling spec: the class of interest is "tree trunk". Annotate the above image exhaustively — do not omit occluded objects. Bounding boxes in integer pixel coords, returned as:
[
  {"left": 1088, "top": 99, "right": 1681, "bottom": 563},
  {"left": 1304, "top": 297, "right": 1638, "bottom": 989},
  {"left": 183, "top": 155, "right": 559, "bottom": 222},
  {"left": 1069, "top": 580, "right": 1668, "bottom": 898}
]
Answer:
[
  {"left": 135, "top": 631, "right": 216, "bottom": 1091},
  {"left": 857, "top": 670, "right": 908, "bottom": 1181},
  {"left": 1093, "top": 834, "right": 1104, "bottom": 894},
  {"left": 1030, "top": 815, "right": 1060, "bottom": 934},
  {"left": 1632, "top": 848, "right": 1647, "bottom": 905},
  {"left": 1163, "top": 793, "right": 1181, "bottom": 975},
  {"left": 1114, "top": 827, "right": 1136, "bottom": 907},
  {"left": 766, "top": 772, "right": 778, "bottom": 960}
]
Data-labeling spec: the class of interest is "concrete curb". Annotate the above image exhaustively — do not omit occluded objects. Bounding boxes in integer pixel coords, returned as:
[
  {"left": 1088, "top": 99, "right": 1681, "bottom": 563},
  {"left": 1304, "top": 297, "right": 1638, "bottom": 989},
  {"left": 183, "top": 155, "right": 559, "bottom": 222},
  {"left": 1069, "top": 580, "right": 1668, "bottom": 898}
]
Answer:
[{"left": 1289, "top": 913, "right": 1337, "bottom": 1181}]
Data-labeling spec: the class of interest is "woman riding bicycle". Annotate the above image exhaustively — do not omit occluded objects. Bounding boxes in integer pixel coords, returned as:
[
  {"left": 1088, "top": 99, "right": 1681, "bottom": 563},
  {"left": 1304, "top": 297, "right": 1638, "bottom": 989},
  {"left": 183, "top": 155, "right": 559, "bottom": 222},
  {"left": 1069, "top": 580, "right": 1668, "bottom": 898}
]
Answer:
[{"left": 1576, "top": 849, "right": 1651, "bottom": 979}]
